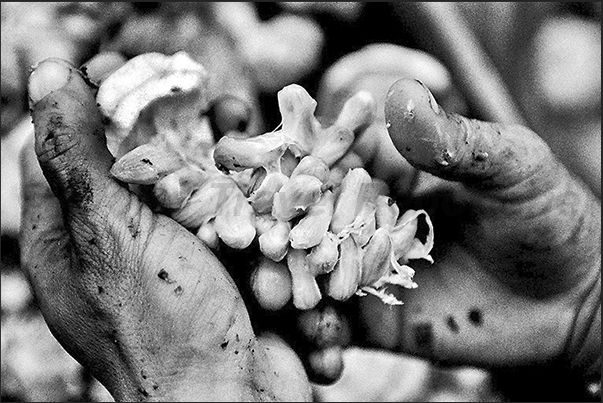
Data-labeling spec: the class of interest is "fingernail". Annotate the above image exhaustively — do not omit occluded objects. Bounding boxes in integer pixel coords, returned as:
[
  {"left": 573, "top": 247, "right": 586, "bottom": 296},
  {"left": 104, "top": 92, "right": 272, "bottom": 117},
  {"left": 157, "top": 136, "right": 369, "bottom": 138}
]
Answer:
[
  {"left": 80, "top": 52, "right": 127, "bottom": 86},
  {"left": 415, "top": 79, "right": 440, "bottom": 114},
  {"left": 28, "top": 58, "right": 74, "bottom": 106}
]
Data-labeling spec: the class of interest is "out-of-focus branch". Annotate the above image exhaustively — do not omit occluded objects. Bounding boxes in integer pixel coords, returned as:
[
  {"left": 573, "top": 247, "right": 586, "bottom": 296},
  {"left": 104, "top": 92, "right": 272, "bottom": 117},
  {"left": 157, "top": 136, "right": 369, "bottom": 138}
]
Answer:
[{"left": 388, "top": 2, "right": 526, "bottom": 126}]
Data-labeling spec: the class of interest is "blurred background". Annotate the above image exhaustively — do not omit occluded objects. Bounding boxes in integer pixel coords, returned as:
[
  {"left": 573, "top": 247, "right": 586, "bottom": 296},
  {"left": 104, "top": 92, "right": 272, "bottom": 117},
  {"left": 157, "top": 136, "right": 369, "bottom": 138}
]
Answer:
[{"left": 1, "top": 2, "right": 600, "bottom": 402}]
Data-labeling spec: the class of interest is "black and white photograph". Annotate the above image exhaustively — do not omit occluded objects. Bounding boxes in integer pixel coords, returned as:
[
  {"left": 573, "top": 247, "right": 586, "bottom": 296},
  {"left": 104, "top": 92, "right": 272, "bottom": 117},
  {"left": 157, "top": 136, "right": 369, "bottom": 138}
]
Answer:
[{"left": 1, "top": 2, "right": 600, "bottom": 402}]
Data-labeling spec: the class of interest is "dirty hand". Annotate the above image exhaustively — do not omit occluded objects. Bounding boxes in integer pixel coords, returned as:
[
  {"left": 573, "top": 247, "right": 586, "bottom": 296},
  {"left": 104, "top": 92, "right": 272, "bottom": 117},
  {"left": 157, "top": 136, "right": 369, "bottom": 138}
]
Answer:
[
  {"left": 353, "top": 79, "right": 600, "bottom": 385},
  {"left": 20, "top": 58, "right": 310, "bottom": 402}
]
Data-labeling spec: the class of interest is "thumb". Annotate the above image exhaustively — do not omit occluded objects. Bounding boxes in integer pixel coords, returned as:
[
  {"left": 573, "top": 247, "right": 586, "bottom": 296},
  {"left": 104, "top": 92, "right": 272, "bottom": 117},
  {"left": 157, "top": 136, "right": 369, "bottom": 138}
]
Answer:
[
  {"left": 28, "top": 57, "right": 118, "bottom": 213},
  {"left": 385, "top": 78, "right": 600, "bottom": 285},
  {"left": 384, "top": 77, "right": 552, "bottom": 193}
]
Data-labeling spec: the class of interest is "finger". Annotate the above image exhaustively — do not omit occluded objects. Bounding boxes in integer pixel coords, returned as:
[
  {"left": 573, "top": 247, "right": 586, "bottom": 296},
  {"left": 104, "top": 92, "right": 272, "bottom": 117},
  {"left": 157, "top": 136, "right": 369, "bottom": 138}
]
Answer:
[
  {"left": 28, "top": 58, "right": 124, "bottom": 212},
  {"left": 80, "top": 51, "right": 127, "bottom": 86},
  {"left": 315, "top": 43, "right": 469, "bottom": 199},
  {"left": 385, "top": 78, "right": 554, "bottom": 191},
  {"left": 257, "top": 332, "right": 313, "bottom": 401},
  {"left": 19, "top": 130, "right": 72, "bottom": 303},
  {"left": 357, "top": 249, "right": 582, "bottom": 367},
  {"left": 27, "top": 57, "right": 152, "bottom": 275},
  {"left": 385, "top": 78, "right": 601, "bottom": 273}
]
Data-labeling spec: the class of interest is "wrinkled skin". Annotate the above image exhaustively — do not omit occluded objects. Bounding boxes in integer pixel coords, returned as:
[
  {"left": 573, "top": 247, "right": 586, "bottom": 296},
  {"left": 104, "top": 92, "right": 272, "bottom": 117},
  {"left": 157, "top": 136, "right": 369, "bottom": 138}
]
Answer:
[
  {"left": 348, "top": 79, "right": 601, "bottom": 396},
  {"left": 21, "top": 56, "right": 600, "bottom": 401},
  {"left": 20, "top": 58, "right": 310, "bottom": 402}
]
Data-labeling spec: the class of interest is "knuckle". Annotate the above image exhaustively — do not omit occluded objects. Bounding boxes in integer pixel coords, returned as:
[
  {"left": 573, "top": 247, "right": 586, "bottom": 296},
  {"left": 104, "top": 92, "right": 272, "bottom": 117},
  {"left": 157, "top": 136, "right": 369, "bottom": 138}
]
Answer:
[{"left": 35, "top": 124, "right": 78, "bottom": 164}]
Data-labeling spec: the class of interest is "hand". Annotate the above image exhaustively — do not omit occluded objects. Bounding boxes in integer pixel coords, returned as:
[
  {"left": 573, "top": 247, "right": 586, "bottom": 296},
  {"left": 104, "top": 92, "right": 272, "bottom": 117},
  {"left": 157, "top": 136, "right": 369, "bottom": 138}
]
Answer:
[
  {"left": 350, "top": 79, "right": 600, "bottom": 391},
  {"left": 20, "top": 58, "right": 310, "bottom": 401}
]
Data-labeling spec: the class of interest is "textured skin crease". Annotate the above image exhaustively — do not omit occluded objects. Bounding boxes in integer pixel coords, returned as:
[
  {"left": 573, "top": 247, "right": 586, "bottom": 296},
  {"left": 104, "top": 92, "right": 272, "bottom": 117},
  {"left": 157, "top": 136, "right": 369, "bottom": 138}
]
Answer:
[
  {"left": 28, "top": 78, "right": 262, "bottom": 402},
  {"left": 566, "top": 267, "right": 600, "bottom": 365},
  {"left": 368, "top": 79, "right": 603, "bottom": 381}
]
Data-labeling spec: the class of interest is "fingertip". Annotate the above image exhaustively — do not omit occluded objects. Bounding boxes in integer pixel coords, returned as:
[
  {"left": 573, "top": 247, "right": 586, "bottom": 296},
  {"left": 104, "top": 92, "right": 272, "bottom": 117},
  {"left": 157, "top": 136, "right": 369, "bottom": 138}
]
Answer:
[
  {"left": 385, "top": 78, "right": 454, "bottom": 172},
  {"left": 28, "top": 58, "right": 98, "bottom": 120},
  {"left": 28, "top": 58, "right": 75, "bottom": 107},
  {"left": 28, "top": 56, "right": 114, "bottom": 210},
  {"left": 29, "top": 57, "right": 103, "bottom": 146},
  {"left": 80, "top": 52, "right": 127, "bottom": 87},
  {"left": 385, "top": 78, "right": 554, "bottom": 192}
]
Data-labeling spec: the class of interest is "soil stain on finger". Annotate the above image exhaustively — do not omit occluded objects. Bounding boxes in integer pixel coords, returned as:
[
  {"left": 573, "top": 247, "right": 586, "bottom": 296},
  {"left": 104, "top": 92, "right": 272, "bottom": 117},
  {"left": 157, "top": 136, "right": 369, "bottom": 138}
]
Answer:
[
  {"left": 446, "top": 316, "right": 459, "bottom": 333},
  {"left": 65, "top": 166, "right": 93, "bottom": 207},
  {"left": 157, "top": 269, "right": 175, "bottom": 284},
  {"left": 36, "top": 111, "right": 94, "bottom": 208},
  {"left": 45, "top": 115, "right": 63, "bottom": 141},
  {"left": 468, "top": 308, "right": 483, "bottom": 326},
  {"left": 137, "top": 387, "right": 149, "bottom": 398}
]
